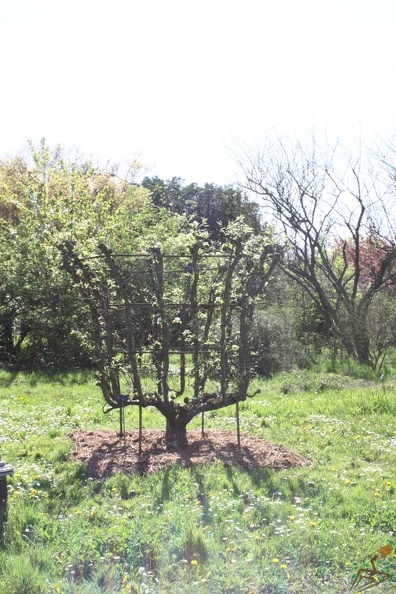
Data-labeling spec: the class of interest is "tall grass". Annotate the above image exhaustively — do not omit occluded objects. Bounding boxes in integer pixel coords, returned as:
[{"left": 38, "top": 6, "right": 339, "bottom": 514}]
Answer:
[{"left": 1, "top": 369, "right": 396, "bottom": 592}]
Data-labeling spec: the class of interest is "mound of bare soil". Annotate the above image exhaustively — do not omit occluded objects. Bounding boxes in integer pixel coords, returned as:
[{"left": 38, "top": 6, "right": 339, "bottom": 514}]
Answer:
[{"left": 69, "top": 429, "right": 310, "bottom": 479}]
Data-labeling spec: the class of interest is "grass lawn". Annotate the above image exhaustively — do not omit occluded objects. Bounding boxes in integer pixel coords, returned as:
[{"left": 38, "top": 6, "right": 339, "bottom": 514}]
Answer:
[{"left": 1, "top": 369, "right": 396, "bottom": 593}]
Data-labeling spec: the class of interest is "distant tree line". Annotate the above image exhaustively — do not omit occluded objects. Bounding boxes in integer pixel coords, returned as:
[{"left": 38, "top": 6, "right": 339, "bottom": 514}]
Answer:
[
  {"left": 1, "top": 137, "right": 396, "bottom": 373},
  {"left": 141, "top": 176, "right": 262, "bottom": 241}
]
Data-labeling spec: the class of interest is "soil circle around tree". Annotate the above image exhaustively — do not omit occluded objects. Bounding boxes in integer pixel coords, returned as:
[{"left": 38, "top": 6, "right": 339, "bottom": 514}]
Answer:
[{"left": 69, "top": 428, "right": 311, "bottom": 480}]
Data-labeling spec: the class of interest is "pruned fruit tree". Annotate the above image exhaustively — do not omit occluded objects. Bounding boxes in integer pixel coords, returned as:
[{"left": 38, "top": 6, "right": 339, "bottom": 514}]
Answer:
[{"left": 60, "top": 225, "right": 280, "bottom": 449}]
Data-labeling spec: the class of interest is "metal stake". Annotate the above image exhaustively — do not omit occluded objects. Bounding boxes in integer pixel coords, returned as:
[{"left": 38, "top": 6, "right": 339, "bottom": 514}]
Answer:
[
  {"left": 139, "top": 405, "right": 142, "bottom": 455},
  {"left": 236, "top": 402, "right": 241, "bottom": 449}
]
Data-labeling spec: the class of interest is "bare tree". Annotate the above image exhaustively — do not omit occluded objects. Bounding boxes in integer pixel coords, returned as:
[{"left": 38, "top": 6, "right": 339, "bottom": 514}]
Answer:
[{"left": 238, "top": 137, "right": 396, "bottom": 369}]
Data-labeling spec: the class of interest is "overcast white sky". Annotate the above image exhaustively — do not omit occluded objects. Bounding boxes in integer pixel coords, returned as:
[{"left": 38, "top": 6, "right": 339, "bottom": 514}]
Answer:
[{"left": 1, "top": 0, "right": 396, "bottom": 184}]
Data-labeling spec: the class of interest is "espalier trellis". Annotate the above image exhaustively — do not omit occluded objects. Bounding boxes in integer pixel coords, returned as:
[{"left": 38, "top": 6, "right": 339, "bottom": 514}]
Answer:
[{"left": 60, "top": 226, "right": 280, "bottom": 450}]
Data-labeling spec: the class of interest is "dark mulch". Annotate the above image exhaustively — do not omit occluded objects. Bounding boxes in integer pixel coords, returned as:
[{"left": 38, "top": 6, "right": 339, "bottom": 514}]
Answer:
[{"left": 69, "top": 428, "right": 311, "bottom": 479}]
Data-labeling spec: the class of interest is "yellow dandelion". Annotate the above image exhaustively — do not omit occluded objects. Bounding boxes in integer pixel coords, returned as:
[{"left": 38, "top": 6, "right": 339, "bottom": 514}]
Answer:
[
  {"left": 272, "top": 558, "right": 279, "bottom": 563},
  {"left": 281, "top": 564, "right": 287, "bottom": 569},
  {"left": 191, "top": 559, "right": 198, "bottom": 565}
]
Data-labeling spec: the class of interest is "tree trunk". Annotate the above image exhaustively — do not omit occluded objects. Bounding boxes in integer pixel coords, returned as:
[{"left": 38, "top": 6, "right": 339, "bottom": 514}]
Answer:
[
  {"left": 165, "top": 414, "right": 189, "bottom": 450},
  {"left": 351, "top": 312, "right": 372, "bottom": 367},
  {"left": 353, "top": 328, "right": 372, "bottom": 367}
]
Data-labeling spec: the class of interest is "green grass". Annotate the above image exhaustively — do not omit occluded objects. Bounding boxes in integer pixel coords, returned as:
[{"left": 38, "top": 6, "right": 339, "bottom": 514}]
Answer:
[{"left": 1, "top": 369, "right": 396, "bottom": 593}]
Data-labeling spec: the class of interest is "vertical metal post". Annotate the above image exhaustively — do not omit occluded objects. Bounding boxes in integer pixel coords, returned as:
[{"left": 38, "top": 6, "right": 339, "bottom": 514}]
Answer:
[
  {"left": 119, "top": 395, "right": 129, "bottom": 438},
  {"left": 119, "top": 404, "right": 124, "bottom": 438},
  {"left": 139, "top": 405, "right": 142, "bottom": 455},
  {"left": 236, "top": 402, "right": 241, "bottom": 449}
]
